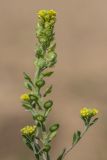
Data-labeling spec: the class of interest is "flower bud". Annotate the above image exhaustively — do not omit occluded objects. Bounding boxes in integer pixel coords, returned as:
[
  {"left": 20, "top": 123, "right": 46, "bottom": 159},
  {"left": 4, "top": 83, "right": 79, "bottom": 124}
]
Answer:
[
  {"left": 47, "top": 51, "right": 57, "bottom": 61},
  {"left": 80, "top": 107, "right": 99, "bottom": 118},
  {"left": 44, "top": 100, "right": 53, "bottom": 109},
  {"left": 20, "top": 93, "right": 30, "bottom": 101},
  {"left": 35, "top": 114, "right": 45, "bottom": 123},
  {"left": 36, "top": 58, "right": 46, "bottom": 69},
  {"left": 20, "top": 125, "right": 36, "bottom": 136},
  {"left": 49, "top": 123, "right": 59, "bottom": 132},
  {"left": 36, "top": 79, "right": 45, "bottom": 88}
]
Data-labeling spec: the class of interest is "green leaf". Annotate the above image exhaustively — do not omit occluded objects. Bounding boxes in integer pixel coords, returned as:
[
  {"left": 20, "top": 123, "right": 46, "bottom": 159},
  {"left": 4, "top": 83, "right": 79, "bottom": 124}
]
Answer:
[
  {"left": 57, "top": 148, "right": 66, "bottom": 160},
  {"left": 22, "top": 103, "right": 32, "bottom": 110},
  {"left": 44, "top": 107, "right": 52, "bottom": 117},
  {"left": 49, "top": 123, "right": 60, "bottom": 132},
  {"left": 48, "top": 130, "right": 57, "bottom": 142},
  {"left": 23, "top": 72, "right": 33, "bottom": 85},
  {"left": 92, "top": 117, "right": 98, "bottom": 123},
  {"left": 72, "top": 130, "right": 81, "bottom": 145},
  {"left": 72, "top": 132, "right": 77, "bottom": 145},
  {"left": 22, "top": 136, "right": 33, "bottom": 151},
  {"left": 43, "top": 85, "right": 52, "bottom": 97},
  {"left": 89, "top": 118, "right": 98, "bottom": 126},
  {"left": 24, "top": 82, "right": 32, "bottom": 90},
  {"left": 43, "top": 71, "right": 54, "bottom": 77},
  {"left": 76, "top": 130, "right": 81, "bottom": 141}
]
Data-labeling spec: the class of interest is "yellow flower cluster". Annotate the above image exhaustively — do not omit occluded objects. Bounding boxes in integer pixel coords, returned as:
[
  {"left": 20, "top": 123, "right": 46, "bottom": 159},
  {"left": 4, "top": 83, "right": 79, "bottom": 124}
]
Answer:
[
  {"left": 38, "top": 9, "right": 56, "bottom": 20},
  {"left": 80, "top": 107, "right": 98, "bottom": 118},
  {"left": 20, "top": 93, "right": 30, "bottom": 101},
  {"left": 21, "top": 125, "right": 36, "bottom": 135}
]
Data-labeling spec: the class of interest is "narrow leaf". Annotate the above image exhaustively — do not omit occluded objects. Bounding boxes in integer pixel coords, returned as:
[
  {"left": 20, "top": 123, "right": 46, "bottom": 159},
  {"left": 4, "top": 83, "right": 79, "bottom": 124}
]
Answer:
[
  {"left": 90, "top": 118, "right": 98, "bottom": 126},
  {"left": 76, "top": 130, "right": 81, "bottom": 141},
  {"left": 43, "top": 71, "right": 54, "bottom": 77},
  {"left": 92, "top": 118, "right": 98, "bottom": 123},
  {"left": 57, "top": 148, "right": 66, "bottom": 160},
  {"left": 43, "top": 85, "right": 52, "bottom": 97},
  {"left": 44, "top": 107, "right": 52, "bottom": 117},
  {"left": 22, "top": 103, "right": 31, "bottom": 110},
  {"left": 22, "top": 136, "right": 33, "bottom": 151},
  {"left": 48, "top": 131, "right": 57, "bottom": 142},
  {"left": 72, "top": 132, "right": 77, "bottom": 145},
  {"left": 23, "top": 72, "right": 33, "bottom": 84},
  {"left": 24, "top": 82, "right": 32, "bottom": 90}
]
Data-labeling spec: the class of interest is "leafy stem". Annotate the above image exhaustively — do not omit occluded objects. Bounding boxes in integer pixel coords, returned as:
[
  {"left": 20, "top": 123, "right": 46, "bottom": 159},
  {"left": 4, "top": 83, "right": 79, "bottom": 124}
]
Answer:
[
  {"left": 20, "top": 10, "right": 99, "bottom": 160},
  {"left": 63, "top": 125, "right": 89, "bottom": 159}
]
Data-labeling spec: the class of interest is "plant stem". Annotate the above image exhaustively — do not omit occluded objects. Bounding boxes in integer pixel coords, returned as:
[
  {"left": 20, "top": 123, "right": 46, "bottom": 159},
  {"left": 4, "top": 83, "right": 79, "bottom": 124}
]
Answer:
[
  {"left": 62, "top": 125, "right": 89, "bottom": 159},
  {"left": 31, "top": 142, "right": 40, "bottom": 160}
]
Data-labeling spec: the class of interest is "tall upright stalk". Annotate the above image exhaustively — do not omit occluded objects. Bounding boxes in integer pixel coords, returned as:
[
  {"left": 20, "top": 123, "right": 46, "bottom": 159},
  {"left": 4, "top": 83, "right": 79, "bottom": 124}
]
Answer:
[{"left": 20, "top": 10, "right": 99, "bottom": 160}]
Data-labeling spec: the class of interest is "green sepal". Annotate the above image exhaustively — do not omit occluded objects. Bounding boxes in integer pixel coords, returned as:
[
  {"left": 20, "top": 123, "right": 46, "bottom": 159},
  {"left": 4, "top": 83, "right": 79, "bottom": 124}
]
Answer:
[{"left": 43, "top": 85, "right": 52, "bottom": 97}]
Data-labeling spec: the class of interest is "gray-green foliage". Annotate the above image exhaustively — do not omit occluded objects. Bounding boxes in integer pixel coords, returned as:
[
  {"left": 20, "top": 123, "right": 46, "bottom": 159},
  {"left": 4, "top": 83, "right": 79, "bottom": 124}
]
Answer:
[
  {"left": 20, "top": 10, "right": 59, "bottom": 160},
  {"left": 20, "top": 10, "right": 99, "bottom": 160}
]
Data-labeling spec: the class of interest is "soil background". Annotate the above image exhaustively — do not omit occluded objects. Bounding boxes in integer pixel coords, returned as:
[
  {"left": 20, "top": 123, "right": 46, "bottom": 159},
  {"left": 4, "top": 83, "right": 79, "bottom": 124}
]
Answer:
[{"left": 0, "top": 0, "right": 107, "bottom": 160}]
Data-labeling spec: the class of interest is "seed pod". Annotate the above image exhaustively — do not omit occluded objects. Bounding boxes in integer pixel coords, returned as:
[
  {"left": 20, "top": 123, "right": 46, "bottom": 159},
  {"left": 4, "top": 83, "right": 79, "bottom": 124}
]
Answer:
[
  {"left": 49, "top": 124, "right": 60, "bottom": 132},
  {"left": 44, "top": 100, "right": 53, "bottom": 109},
  {"left": 35, "top": 114, "right": 45, "bottom": 123},
  {"left": 36, "top": 79, "right": 45, "bottom": 88}
]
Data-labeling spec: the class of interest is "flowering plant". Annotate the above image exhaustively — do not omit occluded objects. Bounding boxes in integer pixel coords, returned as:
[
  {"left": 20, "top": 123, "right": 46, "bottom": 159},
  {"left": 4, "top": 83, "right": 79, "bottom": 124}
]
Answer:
[{"left": 20, "top": 10, "right": 99, "bottom": 160}]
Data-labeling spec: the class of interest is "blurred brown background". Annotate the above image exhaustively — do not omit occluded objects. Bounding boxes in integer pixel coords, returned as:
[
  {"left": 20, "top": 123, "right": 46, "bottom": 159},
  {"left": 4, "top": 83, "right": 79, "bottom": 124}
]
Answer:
[{"left": 0, "top": 0, "right": 107, "bottom": 160}]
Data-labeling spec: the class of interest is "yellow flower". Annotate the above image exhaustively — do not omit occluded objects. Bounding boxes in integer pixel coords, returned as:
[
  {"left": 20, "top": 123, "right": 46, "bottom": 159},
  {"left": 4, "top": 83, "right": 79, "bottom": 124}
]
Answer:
[
  {"left": 80, "top": 107, "right": 98, "bottom": 118},
  {"left": 48, "top": 10, "right": 56, "bottom": 16},
  {"left": 92, "top": 108, "right": 99, "bottom": 116},
  {"left": 37, "top": 9, "right": 56, "bottom": 21},
  {"left": 20, "top": 93, "right": 30, "bottom": 101},
  {"left": 20, "top": 125, "right": 36, "bottom": 135},
  {"left": 38, "top": 10, "right": 47, "bottom": 17}
]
